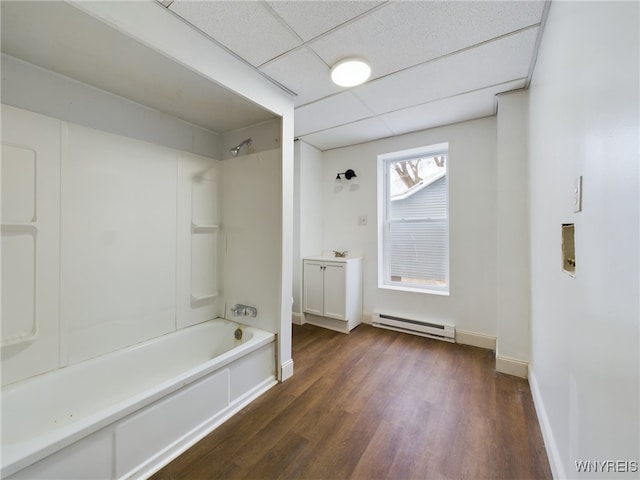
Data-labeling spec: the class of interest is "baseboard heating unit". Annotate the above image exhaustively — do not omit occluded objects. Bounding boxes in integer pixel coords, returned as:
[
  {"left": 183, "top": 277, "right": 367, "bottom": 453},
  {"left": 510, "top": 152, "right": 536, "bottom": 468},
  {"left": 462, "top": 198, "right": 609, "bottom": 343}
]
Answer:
[{"left": 372, "top": 312, "right": 455, "bottom": 343}]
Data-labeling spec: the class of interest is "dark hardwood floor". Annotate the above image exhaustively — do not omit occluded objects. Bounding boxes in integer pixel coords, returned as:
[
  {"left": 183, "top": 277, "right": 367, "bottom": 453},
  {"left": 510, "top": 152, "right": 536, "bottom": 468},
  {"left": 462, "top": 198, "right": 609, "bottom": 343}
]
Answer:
[{"left": 152, "top": 323, "right": 551, "bottom": 480}]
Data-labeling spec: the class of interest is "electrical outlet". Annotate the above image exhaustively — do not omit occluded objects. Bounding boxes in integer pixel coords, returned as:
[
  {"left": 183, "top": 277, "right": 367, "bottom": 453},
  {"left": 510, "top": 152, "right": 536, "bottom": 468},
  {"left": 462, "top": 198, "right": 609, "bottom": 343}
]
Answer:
[{"left": 358, "top": 215, "right": 367, "bottom": 226}]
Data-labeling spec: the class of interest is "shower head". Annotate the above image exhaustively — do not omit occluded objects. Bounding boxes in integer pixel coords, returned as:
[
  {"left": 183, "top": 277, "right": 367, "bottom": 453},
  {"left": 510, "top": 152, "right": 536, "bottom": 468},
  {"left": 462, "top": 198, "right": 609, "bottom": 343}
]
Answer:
[{"left": 230, "top": 138, "right": 252, "bottom": 157}]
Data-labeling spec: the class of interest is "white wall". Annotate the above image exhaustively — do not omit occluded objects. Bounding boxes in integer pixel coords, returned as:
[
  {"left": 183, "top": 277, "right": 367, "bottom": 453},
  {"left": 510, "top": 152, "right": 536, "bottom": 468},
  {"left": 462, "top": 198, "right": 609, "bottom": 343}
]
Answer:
[
  {"left": 293, "top": 140, "right": 324, "bottom": 317},
  {"left": 320, "top": 117, "right": 498, "bottom": 338},
  {"left": 293, "top": 141, "right": 302, "bottom": 317},
  {"left": 528, "top": 2, "right": 639, "bottom": 478},
  {"left": 496, "top": 90, "right": 530, "bottom": 375},
  {"left": 1, "top": 54, "right": 221, "bottom": 158}
]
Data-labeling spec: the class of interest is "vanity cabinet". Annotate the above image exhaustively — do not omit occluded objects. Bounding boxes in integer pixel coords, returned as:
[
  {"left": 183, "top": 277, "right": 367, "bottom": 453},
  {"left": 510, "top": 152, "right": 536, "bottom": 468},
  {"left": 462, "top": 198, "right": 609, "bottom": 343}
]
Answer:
[{"left": 302, "top": 257, "right": 362, "bottom": 333}]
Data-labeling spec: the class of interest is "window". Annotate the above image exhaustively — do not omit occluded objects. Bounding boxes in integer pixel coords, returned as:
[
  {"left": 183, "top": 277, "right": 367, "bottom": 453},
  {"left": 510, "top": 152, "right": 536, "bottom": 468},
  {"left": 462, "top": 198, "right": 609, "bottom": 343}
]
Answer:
[{"left": 377, "top": 143, "right": 449, "bottom": 295}]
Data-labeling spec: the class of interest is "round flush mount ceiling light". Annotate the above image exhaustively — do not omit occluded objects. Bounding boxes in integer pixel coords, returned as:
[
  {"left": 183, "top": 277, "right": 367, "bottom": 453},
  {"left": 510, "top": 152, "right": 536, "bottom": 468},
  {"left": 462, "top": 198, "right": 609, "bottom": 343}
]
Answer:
[{"left": 330, "top": 58, "right": 371, "bottom": 87}]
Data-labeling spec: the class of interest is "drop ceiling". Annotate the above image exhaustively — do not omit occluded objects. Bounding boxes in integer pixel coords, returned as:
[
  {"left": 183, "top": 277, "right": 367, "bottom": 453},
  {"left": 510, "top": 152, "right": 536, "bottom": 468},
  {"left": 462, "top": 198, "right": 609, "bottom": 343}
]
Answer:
[
  {"left": 1, "top": 1, "right": 549, "bottom": 151},
  {"left": 162, "top": 0, "right": 549, "bottom": 150}
]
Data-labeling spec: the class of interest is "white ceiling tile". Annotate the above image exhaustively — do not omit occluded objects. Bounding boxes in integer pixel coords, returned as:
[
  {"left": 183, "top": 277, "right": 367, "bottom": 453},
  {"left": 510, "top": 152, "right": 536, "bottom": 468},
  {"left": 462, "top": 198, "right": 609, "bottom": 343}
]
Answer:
[
  {"left": 169, "top": 0, "right": 301, "bottom": 66},
  {"left": 294, "top": 91, "right": 374, "bottom": 136},
  {"left": 260, "top": 47, "right": 343, "bottom": 106},
  {"left": 298, "top": 116, "right": 394, "bottom": 151},
  {"left": 310, "top": 1, "right": 545, "bottom": 77},
  {"left": 266, "top": 1, "right": 383, "bottom": 42},
  {"left": 380, "top": 79, "right": 526, "bottom": 136},
  {"left": 354, "top": 28, "right": 538, "bottom": 116}
]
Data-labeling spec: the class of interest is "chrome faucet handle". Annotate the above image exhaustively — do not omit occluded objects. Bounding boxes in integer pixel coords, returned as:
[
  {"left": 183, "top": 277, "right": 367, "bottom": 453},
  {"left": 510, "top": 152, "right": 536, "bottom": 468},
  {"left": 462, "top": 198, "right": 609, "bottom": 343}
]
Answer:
[{"left": 231, "top": 304, "right": 257, "bottom": 317}]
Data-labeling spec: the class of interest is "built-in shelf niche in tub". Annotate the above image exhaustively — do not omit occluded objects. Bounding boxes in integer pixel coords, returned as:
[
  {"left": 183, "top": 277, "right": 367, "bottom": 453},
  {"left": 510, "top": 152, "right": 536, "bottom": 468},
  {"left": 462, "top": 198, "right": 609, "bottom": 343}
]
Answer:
[
  {"left": 191, "top": 174, "right": 220, "bottom": 304},
  {"left": 1, "top": 144, "right": 38, "bottom": 346},
  {"left": 562, "top": 223, "right": 576, "bottom": 277}
]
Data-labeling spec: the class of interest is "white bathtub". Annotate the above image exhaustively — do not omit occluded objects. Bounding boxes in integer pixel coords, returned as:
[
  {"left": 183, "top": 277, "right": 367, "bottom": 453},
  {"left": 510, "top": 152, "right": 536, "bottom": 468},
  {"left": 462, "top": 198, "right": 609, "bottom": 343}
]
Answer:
[{"left": 1, "top": 319, "right": 277, "bottom": 479}]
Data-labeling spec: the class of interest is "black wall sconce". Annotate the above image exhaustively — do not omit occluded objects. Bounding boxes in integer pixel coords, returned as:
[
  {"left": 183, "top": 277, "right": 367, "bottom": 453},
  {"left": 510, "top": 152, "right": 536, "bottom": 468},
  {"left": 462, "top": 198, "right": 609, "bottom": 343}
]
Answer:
[{"left": 335, "top": 169, "right": 357, "bottom": 183}]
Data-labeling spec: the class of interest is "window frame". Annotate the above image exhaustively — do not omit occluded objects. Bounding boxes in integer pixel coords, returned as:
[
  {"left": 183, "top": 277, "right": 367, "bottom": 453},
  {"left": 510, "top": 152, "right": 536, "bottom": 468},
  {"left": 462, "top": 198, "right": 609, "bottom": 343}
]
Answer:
[{"left": 377, "top": 142, "right": 450, "bottom": 295}]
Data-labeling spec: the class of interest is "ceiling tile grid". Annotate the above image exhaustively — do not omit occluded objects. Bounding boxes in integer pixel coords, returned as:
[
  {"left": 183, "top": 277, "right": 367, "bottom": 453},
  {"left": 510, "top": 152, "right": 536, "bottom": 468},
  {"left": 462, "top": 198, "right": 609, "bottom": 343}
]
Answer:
[
  {"left": 294, "top": 90, "right": 376, "bottom": 137},
  {"left": 259, "top": 47, "right": 338, "bottom": 107},
  {"left": 380, "top": 79, "right": 527, "bottom": 136},
  {"left": 352, "top": 27, "right": 539, "bottom": 116},
  {"left": 169, "top": 0, "right": 302, "bottom": 66},
  {"left": 266, "top": 1, "right": 385, "bottom": 43},
  {"left": 299, "top": 116, "right": 396, "bottom": 151},
  {"left": 161, "top": 0, "right": 548, "bottom": 150}
]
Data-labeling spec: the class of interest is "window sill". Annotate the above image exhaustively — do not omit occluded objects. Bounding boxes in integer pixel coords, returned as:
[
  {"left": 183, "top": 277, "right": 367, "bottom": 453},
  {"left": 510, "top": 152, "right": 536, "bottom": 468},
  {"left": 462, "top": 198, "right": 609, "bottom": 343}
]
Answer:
[{"left": 378, "top": 283, "right": 449, "bottom": 296}]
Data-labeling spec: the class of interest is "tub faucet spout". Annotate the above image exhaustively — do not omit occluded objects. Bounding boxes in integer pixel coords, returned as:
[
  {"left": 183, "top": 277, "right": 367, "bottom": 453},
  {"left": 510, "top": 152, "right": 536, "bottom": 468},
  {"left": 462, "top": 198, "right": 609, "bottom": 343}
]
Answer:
[{"left": 232, "top": 304, "right": 257, "bottom": 317}]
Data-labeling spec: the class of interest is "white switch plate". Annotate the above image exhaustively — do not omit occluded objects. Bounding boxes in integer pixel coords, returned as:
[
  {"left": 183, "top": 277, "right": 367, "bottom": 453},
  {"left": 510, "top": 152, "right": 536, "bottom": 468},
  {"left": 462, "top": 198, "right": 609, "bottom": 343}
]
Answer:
[
  {"left": 573, "top": 176, "right": 582, "bottom": 213},
  {"left": 358, "top": 215, "right": 367, "bottom": 226}
]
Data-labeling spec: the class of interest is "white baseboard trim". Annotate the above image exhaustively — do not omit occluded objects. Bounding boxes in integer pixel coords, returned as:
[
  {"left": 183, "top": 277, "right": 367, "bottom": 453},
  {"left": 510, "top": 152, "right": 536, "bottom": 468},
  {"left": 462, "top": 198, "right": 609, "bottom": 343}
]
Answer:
[
  {"left": 495, "top": 354, "right": 528, "bottom": 378},
  {"left": 291, "top": 312, "right": 304, "bottom": 325},
  {"left": 528, "top": 365, "right": 564, "bottom": 480},
  {"left": 456, "top": 329, "right": 496, "bottom": 350},
  {"left": 280, "top": 359, "right": 294, "bottom": 381},
  {"left": 362, "top": 312, "right": 373, "bottom": 325}
]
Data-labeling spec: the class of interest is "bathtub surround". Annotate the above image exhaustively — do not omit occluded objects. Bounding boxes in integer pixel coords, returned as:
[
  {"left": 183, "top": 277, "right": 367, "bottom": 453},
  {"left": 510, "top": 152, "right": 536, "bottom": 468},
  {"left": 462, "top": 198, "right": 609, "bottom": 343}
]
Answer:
[
  {"left": 2, "top": 104, "right": 272, "bottom": 382},
  {"left": 223, "top": 148, "right": 284, "bottom": 335},
  {"left": 1, "top": 0, "right": 294, "bottom": 382}
]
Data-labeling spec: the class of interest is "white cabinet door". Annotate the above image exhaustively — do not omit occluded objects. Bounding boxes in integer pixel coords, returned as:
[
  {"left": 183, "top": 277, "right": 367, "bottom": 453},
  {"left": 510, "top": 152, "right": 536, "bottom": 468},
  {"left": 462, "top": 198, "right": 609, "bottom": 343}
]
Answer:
[
  {"left": 323, "top": 263, "right": 346, "bottom": 320},
  {"left": 302, "top": 261, "right": 324, "bottom": 316}
]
